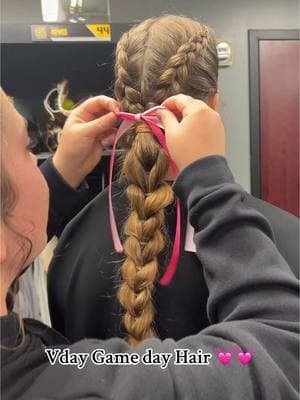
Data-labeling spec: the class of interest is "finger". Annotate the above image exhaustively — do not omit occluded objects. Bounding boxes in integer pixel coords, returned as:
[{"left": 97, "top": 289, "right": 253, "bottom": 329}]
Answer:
[
  {"left": 162, "top": 94, "right": 207, "bottom": 118},
  {"left": 100, "top": 127, "right": 118, "bottom": 139},
  {"left": 82, "top": 112, "right": 118, "bottom": 138},
  {"left": 101, "top": 131, "right": 117, "bottom": 147},
  {"left": 156, "top": 109, "right": 179, "bottom": 132},
  {"left": 71, "top": 96, "right": 119, "bottom": 122}
]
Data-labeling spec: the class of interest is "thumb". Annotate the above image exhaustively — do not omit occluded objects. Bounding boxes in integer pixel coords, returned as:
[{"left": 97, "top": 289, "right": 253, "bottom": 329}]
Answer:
[
  {"left": 157, "top": 109, "right": 178, "bottom": 132},
  {"left": 82, "top": 112, "right": 118, "bottom": 139}
]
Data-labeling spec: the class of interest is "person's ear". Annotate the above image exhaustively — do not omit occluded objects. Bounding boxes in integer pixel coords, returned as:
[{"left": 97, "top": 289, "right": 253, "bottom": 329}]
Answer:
[
  {"left": 0, "top": 226, "right": 7, "bottom": 265},
  {"left": 208, "top": 92, "right": 220, "bottom": 111}
]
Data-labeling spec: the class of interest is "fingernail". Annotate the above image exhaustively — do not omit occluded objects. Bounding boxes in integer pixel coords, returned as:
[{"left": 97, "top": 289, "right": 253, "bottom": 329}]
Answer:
[
  {"left": 108, "top": 111, "right": 117, "bottom": 118},
  {"left": 112, "top": 103, "right": 120, "bottom": 112}
]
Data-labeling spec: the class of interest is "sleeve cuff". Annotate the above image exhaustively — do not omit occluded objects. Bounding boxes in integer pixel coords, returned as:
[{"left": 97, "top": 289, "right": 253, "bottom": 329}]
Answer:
[
  {"left": 40, "top": 156, "right": 89, "bottom": 220},
  {"left": 40, "top": 156, "right": 89, "bottom": 194},
  {"left": 172, "top": 155, "right": 235, "bottom": 204}
]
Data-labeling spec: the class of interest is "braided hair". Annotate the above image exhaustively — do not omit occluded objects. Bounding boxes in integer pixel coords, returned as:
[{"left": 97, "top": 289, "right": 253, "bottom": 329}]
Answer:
[{"left": 114, "top": 15, "right": 219, "bottom": 346}]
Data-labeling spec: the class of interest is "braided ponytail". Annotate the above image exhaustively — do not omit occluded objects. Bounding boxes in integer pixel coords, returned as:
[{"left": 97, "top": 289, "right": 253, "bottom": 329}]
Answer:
[
  {"left": 118, "top": 125, "right": 174, "bottom": 346},
  {"left": 114, "top": 15, "right": 219, "bottom": 346}
]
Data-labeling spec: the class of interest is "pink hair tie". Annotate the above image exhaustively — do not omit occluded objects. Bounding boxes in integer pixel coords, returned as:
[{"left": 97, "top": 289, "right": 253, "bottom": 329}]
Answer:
[{"left": 108, "top": 106, "right": 181, "bottom": 286}]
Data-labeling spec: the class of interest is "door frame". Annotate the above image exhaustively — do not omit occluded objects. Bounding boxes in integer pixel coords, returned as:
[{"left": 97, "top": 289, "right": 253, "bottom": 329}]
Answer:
[{"left": 248, "top": 29, "right": 299, "bottom": 197}]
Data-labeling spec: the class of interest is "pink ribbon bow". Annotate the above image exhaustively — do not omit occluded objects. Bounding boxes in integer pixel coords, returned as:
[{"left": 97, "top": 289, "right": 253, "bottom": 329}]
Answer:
[{"left": 109, "top": 106, "right": 181, "bottom": 286}]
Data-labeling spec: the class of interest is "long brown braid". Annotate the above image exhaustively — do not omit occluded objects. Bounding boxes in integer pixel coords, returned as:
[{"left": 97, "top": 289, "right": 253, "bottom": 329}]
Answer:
[{"left": 114, "top": 15, "right": 219, "bottom": 347}]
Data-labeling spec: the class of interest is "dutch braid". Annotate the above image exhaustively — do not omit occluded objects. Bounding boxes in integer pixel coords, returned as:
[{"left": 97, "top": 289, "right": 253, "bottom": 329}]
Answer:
[
  {"left": 114, "top": 15, "right": 219, "bottom": 346},
  {"left": 154, "top": 32, "right": 211, "bottom": 103}
]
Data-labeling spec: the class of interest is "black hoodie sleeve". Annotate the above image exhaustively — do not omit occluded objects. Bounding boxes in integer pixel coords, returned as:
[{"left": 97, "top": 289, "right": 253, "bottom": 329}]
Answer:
[
  {"left": 23, "top": 155, "right": 299, "bottom": 400},
  {"left": 40, "top": 157, "right": 89, "bottom": 239}
]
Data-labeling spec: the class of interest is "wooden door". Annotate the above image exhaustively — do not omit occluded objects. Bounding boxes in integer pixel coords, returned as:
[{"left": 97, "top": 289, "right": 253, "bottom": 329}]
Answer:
[{"left": 249, "top": 30, "right": 299, "bottom": 217}]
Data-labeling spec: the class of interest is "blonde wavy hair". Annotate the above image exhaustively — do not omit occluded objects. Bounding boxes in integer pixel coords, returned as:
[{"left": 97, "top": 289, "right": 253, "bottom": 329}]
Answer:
[{"left": 114, "top": 15, "right": 219, "bottom": 347}]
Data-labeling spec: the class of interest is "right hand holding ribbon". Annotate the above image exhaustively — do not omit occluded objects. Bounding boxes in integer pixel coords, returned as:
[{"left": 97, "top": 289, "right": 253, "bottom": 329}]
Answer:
[{"left": 158, "top": 94, "right": 226, "bottom": 171}]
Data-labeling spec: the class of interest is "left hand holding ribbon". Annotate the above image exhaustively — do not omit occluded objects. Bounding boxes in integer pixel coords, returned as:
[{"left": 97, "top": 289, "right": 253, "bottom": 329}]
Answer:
[{"left": 53, "top": 95, "right": 119, "bottom": 188}]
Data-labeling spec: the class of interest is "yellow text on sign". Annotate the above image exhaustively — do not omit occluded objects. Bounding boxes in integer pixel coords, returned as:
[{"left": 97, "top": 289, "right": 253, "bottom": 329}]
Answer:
[
  {"left": 87, "top": 24, "right": 111, "bottom": 40},
  {"left": 51, "top": 28, "right": 68, "bottom": 37},
  {"left": 34, "top": 27, "right": 47, "bottom": 40}
]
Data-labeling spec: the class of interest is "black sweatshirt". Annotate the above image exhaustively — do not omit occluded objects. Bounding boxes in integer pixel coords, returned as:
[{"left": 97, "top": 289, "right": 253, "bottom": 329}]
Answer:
[
  {"left": 47, "top": 155, "right": 299, "bottom": 343},
  {"left": 1, "top": 156, "right": 299, "bottom": 400},
  {"left": 48, "top": 166, "right": 211, "bottom": 342}
]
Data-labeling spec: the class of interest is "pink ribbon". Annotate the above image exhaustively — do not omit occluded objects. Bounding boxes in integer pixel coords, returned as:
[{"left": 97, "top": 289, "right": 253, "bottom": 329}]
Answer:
[{"left": 109, "top": 106, "right": 181, "bottom": 286}]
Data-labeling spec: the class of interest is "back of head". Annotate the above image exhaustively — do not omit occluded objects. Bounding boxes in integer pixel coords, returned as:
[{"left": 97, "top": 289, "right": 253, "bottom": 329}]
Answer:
[{"left": 114, "top": 15, "right": 218, "bottom": 346}]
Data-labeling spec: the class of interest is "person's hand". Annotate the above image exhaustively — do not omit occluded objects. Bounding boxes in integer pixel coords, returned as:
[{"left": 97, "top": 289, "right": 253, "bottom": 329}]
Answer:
[
  {"left": 158, "top": 94, "right": 225, "bottom": 172},
  {"left": 53, "top": 95, "right": 119, "bottom": 188}
]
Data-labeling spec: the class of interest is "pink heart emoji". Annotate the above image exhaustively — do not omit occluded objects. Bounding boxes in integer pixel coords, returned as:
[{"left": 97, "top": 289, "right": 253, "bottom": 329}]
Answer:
[
  {"left": 238, "top": 352, "right": 252, "bottom": 365},
  {"left": 217, "top": 352, "right": 232, "bottom": 365}
]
